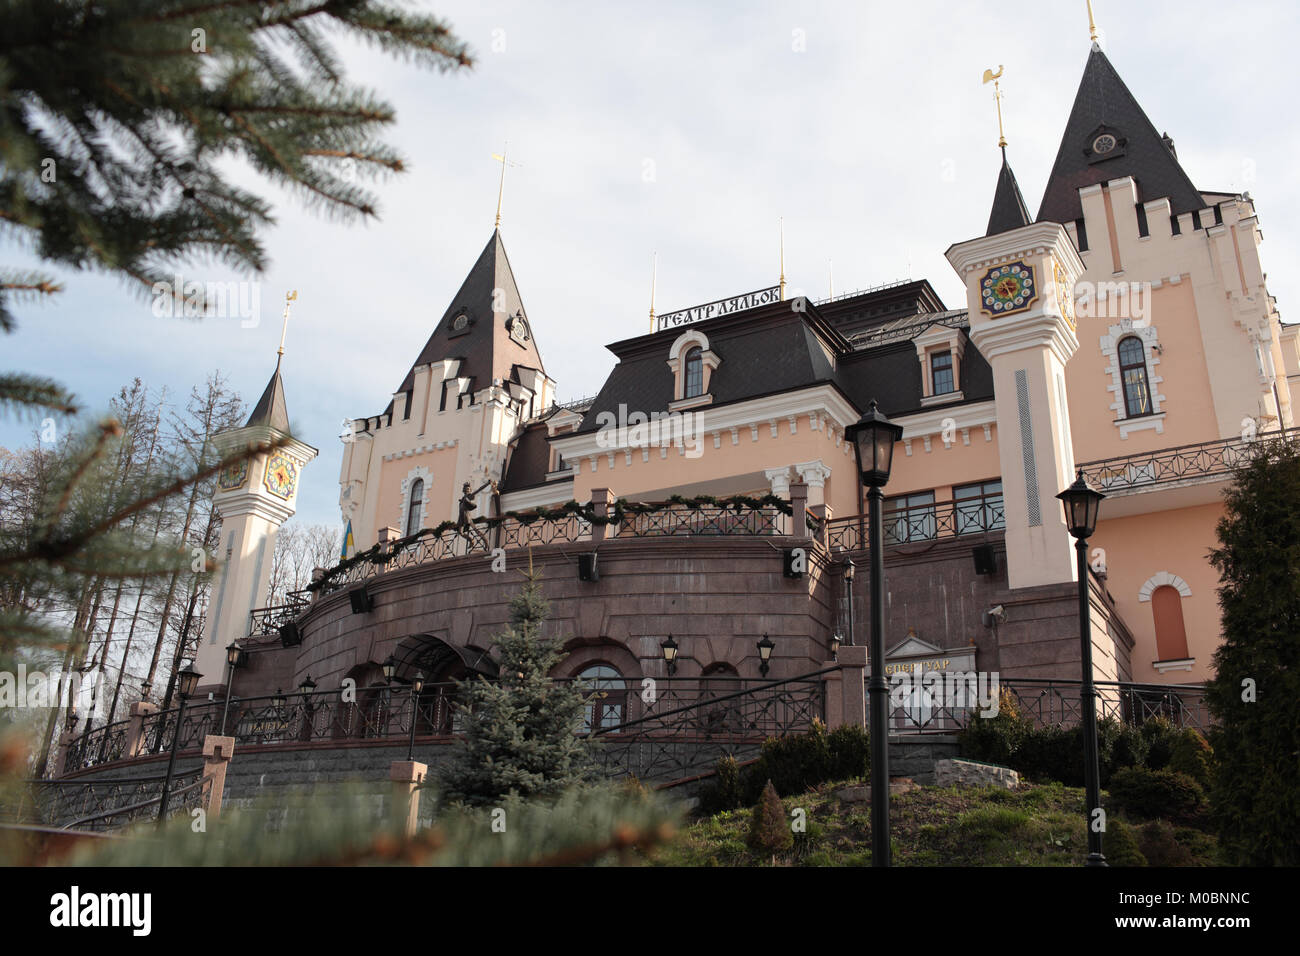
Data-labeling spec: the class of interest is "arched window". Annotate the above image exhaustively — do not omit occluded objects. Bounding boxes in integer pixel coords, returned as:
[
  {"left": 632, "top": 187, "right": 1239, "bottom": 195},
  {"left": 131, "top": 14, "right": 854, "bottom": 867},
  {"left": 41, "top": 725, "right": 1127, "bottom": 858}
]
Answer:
[
  {"left": 576, "top": 663, "right": 626, "bottom": 732},
  {"left": 405, "top": 478, "right": 424, "bottom": 536},
  {"left": 684, "top": 347, "right": 704, "bottom": 398},
  {"left": 1118, "top": 336, "right": 1152, "bottom": 418},
  {"left": 1151, "top": 585, "right": 1190, "bottom": 662}
]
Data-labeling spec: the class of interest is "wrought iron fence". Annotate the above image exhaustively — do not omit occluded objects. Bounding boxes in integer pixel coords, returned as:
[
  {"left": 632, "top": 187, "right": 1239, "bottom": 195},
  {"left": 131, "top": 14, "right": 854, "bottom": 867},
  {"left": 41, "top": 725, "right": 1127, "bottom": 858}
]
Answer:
[
  {"left": 826, "top": 491, "right": 1004, "bottom": 552},
  {"left": 499, "top": 513, "right": 591, "bottom": 548},
  {"left": 1077, "top": 427, "right": 1300, "bottom": 494},
  {"left": 248, "top": 589, "right": 312, "bottom": 637},
  {"left": 618, "top": 505, "right": 786, "bottom": 537},
  {"left": 883, "top": 676, "right": 1209, "bottom": 734},
  {"left": 62, "top": 717, "right": 132, "bottom": 774},
  {"left": 24, "top": 767, "right": 209, "bottom": 832},
  {"left": 587, "top": 671, "right": 830, "bottom": 782}
]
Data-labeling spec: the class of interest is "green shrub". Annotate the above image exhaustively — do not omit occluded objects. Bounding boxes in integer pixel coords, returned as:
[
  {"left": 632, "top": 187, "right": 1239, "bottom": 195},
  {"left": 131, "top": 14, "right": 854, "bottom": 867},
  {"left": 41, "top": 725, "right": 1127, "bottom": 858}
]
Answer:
[
  {"left": 698, "top": 755, "right": 743, "bottom": 815},
  {"left": 742, "top": 720, "right": 832, "bottom": 801},
  {"left": 1014, "top": 726, "right": 1079, "bottom": 785},
  {"left": 1111, "top": 722, "right": 1149, "bottom": 774},
  {"left": 747, "top": 780, "right": 793, "bottom": 854},
  {"left": 1167, "top": 728, "right": 1213, "bottom": 790},
  {"left": 958, "top": 688, "right": 1029, "bottom": 766},
  {"left": 1140, "top": 716, "right": 1178, "bottom": 770},
  {"left": 1136, "top": 819, "right": 1195, "bottom": 866},
  {"left": 1108, "top": 766, "right": 1204, "bottom": 820},
  {"left": 1105, "top": 819, "right": 1148, "bottom": 866},
  {"left": 827, "top": 724, "right": 870, "bottom": 782}
]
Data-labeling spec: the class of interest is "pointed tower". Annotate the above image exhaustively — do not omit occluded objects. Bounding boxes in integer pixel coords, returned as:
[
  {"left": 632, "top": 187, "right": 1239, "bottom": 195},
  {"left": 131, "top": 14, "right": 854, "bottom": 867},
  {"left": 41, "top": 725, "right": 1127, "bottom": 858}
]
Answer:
[
  {"left": 339, "top": 229, "right": 555, "bottom": 553},
  {"left": 986, "top": 147, "right": 1032, "bottom": 237},
  {"left": 196, "top": 358, "right": 318, "bottom": 689}
]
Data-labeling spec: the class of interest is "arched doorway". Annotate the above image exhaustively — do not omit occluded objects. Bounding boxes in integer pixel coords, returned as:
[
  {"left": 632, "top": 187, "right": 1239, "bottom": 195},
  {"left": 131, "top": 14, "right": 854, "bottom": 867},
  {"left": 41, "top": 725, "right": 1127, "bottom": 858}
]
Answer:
[{"left": 387, "top": 634, "right": 498, "bottom": 736}]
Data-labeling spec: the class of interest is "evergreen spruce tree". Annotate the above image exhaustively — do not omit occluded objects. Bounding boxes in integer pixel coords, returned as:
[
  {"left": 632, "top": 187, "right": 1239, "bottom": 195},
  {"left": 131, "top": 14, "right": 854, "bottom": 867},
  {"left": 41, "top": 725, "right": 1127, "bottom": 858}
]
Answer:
[
  {"left": 439, "top": 566, "right": 596, "bottom": 806},
  {"left": 1205, "top": 434, "right": 1300, "bottom": 865}
]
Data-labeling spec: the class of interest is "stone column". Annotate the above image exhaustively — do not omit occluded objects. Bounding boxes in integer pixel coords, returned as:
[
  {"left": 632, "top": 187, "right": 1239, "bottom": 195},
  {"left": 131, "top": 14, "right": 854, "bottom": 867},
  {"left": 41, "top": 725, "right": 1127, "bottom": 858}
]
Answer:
[
  {"left": 835, "top": 646, "right": 868, "bottom": 730},
  {"left": 764, "top": 466, "right": 792, "bottom": 498},
  {"left": 794, "top": 459, "right": 831, "bottom": 508},
  {"left": 591, "top": 487, "right": 613, "bottom": 543},
  {"left": 390, "top": 760, "right": 427, "bottom": 838},
  {"left": 200, "top": 735, "right": 234, "bottom": 821},
  {"left": 377, "top": 526, "right": 401, "bottom": 552},
  {"left": 125, "top": 701, "right": 157, "bottom": 758},
  {"left": 822, "top": 665, "right": 844, "bottom": 729},
  {"left": 789, "top": 482, "right": 808, "bottom": 538}
]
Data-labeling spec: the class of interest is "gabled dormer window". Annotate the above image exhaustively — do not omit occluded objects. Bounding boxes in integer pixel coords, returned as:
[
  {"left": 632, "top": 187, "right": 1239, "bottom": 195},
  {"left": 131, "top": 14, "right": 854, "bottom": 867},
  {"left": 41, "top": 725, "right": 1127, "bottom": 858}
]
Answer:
[
  {"left": 914, "top": 324, "right": 965, "bottom": 406},
  {"left": 666, "top": 330, "right": 720, "bottom": 410}
]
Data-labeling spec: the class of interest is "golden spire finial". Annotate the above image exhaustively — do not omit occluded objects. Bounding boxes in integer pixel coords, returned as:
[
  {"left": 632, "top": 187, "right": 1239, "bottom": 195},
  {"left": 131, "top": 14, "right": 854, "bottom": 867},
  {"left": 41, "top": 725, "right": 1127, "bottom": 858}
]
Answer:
[
  {"left": 1087, "top": 0, "right": 1099, "bottom": 43},
  {"left": 491, "top": 142, "right": 521, "bottom": 229},
  {"left": 276, "top": 290, "right": 298, "bottom": 371},
  {"left": 982, "top": 65, "right": 1007, "bottom": 149},
  {"left": 779, "top": 218, "right": 786, "bottom": 301},
  {"left": 648, "top": 252, "right": 658, "bottom": 333}
]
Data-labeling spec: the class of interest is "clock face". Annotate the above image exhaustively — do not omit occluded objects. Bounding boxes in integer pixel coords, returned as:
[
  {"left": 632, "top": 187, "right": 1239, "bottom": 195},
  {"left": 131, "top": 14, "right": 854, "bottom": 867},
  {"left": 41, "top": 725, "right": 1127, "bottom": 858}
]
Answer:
[
  {"left": 508, "top": 313, "right": 530, "bottom": 345},
  {"left": 452, "top": 313, "right": 468, "bottom": 331},
  {"left": 263, "top": 452, "right": 298, "bottom": 500},
  {"left": 980, "top": 261, "right": 1038, "bottom": 317},
  {"left": 218, "top": 460, "right": 248, "bottom": 490},
  {"left": 1092, "top": 133, "right": 1117, "bottom": 155}
]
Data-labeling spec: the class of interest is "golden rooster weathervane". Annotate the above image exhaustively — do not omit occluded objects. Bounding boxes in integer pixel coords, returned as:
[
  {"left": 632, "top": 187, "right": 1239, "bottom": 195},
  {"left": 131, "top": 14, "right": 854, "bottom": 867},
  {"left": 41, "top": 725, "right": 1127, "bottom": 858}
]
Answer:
[{"left": 982, "top": 65, "right": 1007, "bottom": 149}]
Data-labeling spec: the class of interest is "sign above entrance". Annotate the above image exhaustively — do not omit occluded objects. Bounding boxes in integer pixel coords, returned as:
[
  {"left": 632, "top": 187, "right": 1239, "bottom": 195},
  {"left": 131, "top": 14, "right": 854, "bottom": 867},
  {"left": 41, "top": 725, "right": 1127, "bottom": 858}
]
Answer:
[{"left": 656, "top": 285, "right": 780, "bottom": 333}]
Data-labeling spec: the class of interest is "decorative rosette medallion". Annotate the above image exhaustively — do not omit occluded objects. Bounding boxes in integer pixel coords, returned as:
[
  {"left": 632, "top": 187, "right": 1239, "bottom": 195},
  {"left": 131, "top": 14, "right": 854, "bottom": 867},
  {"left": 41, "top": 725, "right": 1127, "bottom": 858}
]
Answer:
[
  {"left": 980, "top": 261, "right": 1037, "bottom": 318},
  {"left": 263, "top": 452, "right": 299, "bottom": 500}
]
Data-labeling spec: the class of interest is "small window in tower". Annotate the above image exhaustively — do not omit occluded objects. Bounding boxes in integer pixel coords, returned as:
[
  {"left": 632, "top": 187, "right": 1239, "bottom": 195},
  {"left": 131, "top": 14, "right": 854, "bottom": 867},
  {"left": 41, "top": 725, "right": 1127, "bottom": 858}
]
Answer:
[
  {"left": 1118, "top": 336, "right": 1152, "bottom": 418},
  {"left": 684, "top": 347, "right": 704, "bottom": 398},
  {"left": 405, "top": 478, "right": 424, "bottom": 536},
  {"left": 931, "top": 350, "right": 954, "bottom": 396}
]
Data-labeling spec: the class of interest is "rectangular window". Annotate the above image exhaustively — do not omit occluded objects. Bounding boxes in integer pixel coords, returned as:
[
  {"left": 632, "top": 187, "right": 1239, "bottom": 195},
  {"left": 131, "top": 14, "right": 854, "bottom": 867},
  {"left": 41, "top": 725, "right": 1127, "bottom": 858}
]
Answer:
[
  {"left": 930, "top": 351, "right": 955, "bottom": 396},
  {"left": 883, "top": 491, "right": 936, "bottom": 544},
  {"left": 954, "top": 480, "right": 1004, "bottom": 535}
]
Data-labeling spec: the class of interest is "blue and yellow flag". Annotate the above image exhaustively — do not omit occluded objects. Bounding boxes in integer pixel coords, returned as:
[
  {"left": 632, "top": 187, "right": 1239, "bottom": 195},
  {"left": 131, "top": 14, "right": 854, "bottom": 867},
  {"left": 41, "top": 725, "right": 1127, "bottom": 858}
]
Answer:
[{"left": 341, "top": 519, "right": 354, "bottom": 560}]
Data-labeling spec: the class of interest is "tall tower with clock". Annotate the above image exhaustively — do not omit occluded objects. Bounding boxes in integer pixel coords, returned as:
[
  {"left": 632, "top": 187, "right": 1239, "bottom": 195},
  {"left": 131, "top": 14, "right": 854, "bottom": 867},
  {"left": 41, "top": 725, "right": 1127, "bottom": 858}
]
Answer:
[{"left": 194, "top": 356, "right": 318, "bottom": 692}]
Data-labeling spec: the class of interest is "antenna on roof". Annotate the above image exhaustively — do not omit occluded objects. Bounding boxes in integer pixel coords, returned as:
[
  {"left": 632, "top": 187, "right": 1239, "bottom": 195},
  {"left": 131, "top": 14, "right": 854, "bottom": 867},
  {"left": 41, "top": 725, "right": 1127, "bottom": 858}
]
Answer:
[
  {"left": 648, "top": 252, "right": 658, "bottom": 334},
  {"left": 982, "top": 65, "right": 1007, "bottom": 150},
  {"left": 779, "top": 218, "right": 787, "bottom": 301}
]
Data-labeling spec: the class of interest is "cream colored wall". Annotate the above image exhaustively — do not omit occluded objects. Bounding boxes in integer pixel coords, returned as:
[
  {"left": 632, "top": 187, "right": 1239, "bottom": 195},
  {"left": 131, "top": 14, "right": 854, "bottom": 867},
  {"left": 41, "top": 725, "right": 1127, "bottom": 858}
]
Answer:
[
  {"left": 886, "top": 423, "right": 1003, "bottom": 502},
  {"left": 1090, "top": 502, "right": 1223, "bottom": 684}
]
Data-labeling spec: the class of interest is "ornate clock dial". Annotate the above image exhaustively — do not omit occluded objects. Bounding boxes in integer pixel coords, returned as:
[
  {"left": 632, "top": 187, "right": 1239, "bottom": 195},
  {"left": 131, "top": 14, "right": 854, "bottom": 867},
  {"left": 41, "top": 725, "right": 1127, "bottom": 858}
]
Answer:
[
  {"left": 218, "top": 460, "right": 249, "bottom": 490},
  {"left": 263, "top": 452, "right": 299, "bottom": 500},
  {"left": 1092, "top": 133, "right": 1117, "bottom": 155},
  {"left": 980, "top": 261, "right": 1037, "bottom": 317}
]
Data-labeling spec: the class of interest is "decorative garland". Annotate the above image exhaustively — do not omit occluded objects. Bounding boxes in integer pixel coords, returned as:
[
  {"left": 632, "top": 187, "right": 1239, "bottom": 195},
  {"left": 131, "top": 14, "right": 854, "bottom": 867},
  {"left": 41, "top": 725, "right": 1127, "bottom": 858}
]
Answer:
[{"left": 310, "top": 493, "right": 794, "bottom": 591}]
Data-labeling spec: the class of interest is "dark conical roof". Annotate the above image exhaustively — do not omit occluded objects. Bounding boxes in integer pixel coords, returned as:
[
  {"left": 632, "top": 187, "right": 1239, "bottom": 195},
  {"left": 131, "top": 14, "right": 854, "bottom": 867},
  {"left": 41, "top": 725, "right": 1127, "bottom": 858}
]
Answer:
[
  {"left": 1037, "top": 45, "right": 1203, "bottom": 225},
  {"left": 392, "top": 228, "right": 546, "bottom": 402},
  {"left": 986, "top": 147, "right": 1033, "bottom": 236},
  {"left": 245, "top": 365, "right": 290, "bottom": 432}
]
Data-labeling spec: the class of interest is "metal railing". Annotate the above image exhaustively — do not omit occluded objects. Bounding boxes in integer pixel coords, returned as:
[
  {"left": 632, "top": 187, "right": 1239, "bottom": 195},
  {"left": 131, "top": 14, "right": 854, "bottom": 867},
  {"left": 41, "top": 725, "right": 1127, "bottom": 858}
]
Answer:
[
  {"left": 884, "top": 677, "right": 1209, "bottom": 734},
  {"left": 618, "top": 505, "right": 786, "bottom": 537},
  {"left": 826, "top": 492, "right": 1004, "bottom": 552},
  {"left": 62, "top": 717, "right": 132, "bottom": 774},
  {"left": 588, "top": 671, "right": 830, "bottom": 782},
  {"left": 248, "top": 589, "right": 312, "bottom": 637},
  {"left": 1077, "top": 427, "right": 1300, "bottom": 494},
  {"left": 23, "top": 768, "right": 209, "bottom": 832}
]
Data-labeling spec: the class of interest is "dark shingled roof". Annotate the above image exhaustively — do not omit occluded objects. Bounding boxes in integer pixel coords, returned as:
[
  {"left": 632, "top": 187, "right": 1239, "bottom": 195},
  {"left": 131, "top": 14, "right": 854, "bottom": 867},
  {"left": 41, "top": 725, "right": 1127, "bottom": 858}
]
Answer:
[
  {"left": 986, "top": 147, "right": 1032, "bottom": 236},
  {"left": 245, "top": 365, "right": 290, "bottom": 432},
  {"left": 386, "top": 229, "right": 546, "bottom": 410},
  {"left": 500, "top": 420, "right": 554, "bottom": 493},
  {"left": 573, "top": 291, "right": 992, "bottom": 435},
  {"left": 1037, "top": 45, "right": 1203, "bottom": 225}
]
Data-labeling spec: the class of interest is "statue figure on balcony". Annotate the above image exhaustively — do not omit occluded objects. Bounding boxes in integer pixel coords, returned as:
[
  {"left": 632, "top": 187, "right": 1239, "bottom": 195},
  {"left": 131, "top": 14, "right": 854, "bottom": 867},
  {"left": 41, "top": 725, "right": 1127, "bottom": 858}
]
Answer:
[{"left": 457, "top": 478, "right": 497, "bottom": 549}]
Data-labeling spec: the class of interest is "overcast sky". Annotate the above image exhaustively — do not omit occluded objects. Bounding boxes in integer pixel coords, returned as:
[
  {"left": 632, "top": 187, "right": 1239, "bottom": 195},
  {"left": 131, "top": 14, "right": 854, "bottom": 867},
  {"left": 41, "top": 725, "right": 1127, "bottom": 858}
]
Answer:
[{"left": 5, "top": 0, "right": 1298, "bottom": 536}]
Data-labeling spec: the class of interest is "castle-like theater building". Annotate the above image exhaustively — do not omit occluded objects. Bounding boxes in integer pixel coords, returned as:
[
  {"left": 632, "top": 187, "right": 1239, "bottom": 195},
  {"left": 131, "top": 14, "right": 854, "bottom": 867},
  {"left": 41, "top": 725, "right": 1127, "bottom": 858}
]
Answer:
[{"left": 192, "top": 40, "right": 1295, "bottom": 736}]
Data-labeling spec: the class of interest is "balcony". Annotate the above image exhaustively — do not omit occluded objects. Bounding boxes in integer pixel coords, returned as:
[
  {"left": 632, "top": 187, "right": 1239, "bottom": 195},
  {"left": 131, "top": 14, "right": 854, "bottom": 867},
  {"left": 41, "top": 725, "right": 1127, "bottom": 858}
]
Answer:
[{"left": 824, "top": 489, "right": 1005, "bottom": 553}]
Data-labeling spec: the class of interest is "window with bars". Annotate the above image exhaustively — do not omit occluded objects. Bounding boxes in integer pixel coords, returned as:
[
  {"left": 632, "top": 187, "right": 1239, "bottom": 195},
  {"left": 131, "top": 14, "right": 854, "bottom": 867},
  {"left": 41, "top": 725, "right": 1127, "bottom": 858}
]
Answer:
[
  {"left": 577, "top": 664, "right": 626, "bottom": 732},
  {"left": 1118, "top": 336, "right": 1153, "bottom": 418},
  {"left": 953, "top": 479, "right": 1004, "bottom": 534},
  {"left": 930, "top": 350, "right": 955, "bottom": 395}
]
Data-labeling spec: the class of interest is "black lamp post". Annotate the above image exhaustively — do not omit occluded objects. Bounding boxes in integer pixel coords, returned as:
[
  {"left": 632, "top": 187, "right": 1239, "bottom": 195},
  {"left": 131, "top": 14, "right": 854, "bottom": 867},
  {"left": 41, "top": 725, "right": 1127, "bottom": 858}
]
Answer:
[
  {"left": 406, "top": 671, "right": 425, "bottom": 761},
  {"left": 220, "top": 642, "right": 242, "bottom": 735},
  {"left": 843, "top": 556, "right": 856, "bottom": 647},
  {"left": 757, "top": 635, "right": 775, "bottom": 677},
  {"left": 845, "top": 398, "right": 904, "bottom": 868},
  {"left": 157, "top": 661, "right": 201, "bottom": 827},
  {"left": 382, "top": 655, "right": 398, "bottom": 735},
  {"left": 1057, "top": 469, "right": 1107, "bottom": 867},
  {"left": 661, "top": 636, "right": 679, "bottom": 676}
]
